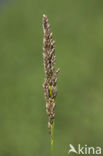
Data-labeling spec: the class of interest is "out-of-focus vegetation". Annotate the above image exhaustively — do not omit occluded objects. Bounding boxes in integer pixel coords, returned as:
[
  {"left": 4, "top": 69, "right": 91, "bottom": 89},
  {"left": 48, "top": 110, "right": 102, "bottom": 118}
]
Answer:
[{"left": 0, "top": 0, "right": 103, "bottom": 156}]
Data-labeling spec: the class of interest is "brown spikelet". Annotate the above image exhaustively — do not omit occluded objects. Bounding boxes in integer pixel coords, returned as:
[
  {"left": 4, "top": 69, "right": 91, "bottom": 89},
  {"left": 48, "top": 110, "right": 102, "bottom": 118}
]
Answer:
[{"left": 42, "top": 14, "right": 60, "bottom": 136}]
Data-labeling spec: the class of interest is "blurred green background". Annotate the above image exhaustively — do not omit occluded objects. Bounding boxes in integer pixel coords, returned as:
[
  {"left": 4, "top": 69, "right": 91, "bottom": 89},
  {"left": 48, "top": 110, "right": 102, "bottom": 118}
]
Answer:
[{"left": 0, "top": 0, "right": 103, "bottom": 156}]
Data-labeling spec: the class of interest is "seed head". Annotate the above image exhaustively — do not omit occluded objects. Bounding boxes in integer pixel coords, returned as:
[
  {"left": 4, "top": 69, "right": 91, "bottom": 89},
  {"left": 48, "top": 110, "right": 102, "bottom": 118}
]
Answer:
[{"left": 42, "top": 14, "right": 60, "bottom": 136}]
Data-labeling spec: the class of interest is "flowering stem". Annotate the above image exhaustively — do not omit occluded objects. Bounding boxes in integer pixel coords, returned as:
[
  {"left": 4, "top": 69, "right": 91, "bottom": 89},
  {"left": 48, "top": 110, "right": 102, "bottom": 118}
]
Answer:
[
  {"left": 51, "top": 121, "right": 55, "bottom": 156},
  {"left": 42, "top": 14, "right": 60, "bottom": 156}
]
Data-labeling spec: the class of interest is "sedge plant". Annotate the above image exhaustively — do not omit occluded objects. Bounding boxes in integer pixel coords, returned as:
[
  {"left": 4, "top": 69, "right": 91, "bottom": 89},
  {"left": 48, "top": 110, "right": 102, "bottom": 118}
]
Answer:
[{"left": 42, "top": 14, "right": 60, "bottom": 156}]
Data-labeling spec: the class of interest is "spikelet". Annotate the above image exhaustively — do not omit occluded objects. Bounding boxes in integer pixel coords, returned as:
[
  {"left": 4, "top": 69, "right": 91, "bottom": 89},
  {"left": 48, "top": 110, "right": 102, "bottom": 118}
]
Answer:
[{"left": 42, "top": 14, "right": 60, "bottom": 136}]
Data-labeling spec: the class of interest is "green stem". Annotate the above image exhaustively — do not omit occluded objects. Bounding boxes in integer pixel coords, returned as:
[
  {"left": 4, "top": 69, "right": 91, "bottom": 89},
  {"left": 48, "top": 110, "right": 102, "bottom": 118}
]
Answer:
[{"left": 51, "top": 121, "right": 55, "bottom": 156}]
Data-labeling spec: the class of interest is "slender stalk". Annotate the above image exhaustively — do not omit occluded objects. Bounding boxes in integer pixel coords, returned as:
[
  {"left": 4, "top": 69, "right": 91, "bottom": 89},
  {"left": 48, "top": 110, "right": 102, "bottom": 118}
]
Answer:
[{"left": 51, "top": 121, "right": 55, "bottom": 156}]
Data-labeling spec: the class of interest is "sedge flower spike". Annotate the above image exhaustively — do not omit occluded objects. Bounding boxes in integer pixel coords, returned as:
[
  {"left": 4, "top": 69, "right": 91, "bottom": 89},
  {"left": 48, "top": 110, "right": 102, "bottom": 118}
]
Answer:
[{"left": 42, "top": 14, "right": 60, "bottom": 137}]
